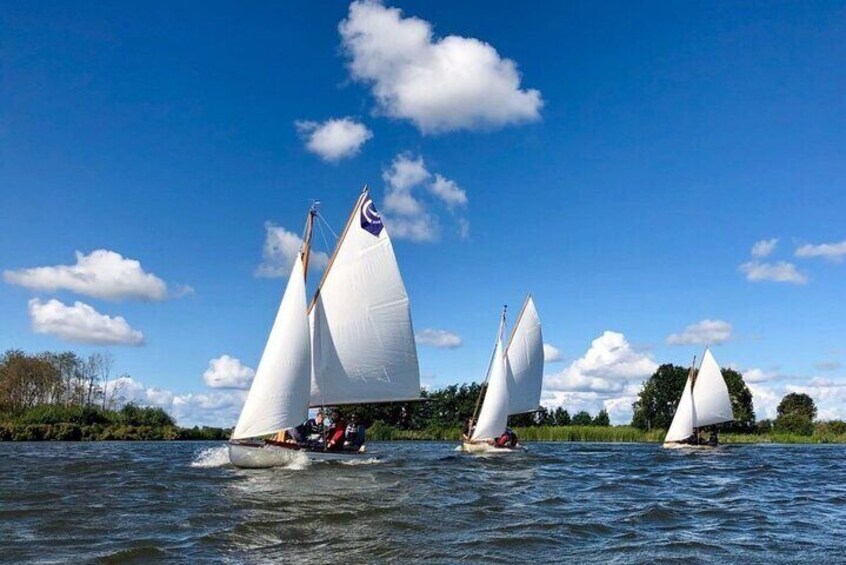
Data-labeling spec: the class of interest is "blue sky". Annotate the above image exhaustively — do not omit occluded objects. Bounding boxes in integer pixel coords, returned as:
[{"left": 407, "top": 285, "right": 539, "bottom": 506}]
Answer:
[{"left": 2, "top": 1, "right": 844, "bottom": 425}]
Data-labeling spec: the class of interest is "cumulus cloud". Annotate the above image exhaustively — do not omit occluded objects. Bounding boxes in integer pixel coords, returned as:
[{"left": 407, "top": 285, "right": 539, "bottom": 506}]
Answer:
[
  {"left": 428, "top": 175, "right": 468, "bottom": 210},
  {"left": 543, "top": 343, "right": 563, "bottom": 363},
  {"left": 104, "top": 376, "right": 247, "bottom": 427},
  {"left": 28, "top": 298, "right": 144, "bottom": 345},
  {"left": 546, "top": 332, "right": 658, "bottom": 390},
  {"left": 4, "top": 250, "right": 171, "bottom": 301},
  {"left": 295, "top": 117, "right": 373, "bottom": 162},
  {"left": 795, "top": 240, "right": 846, "bottom": 262},
  {"left": 751, "top": 238, "right": 778, "bottom": 258},
  {"left": 255, "top": 222, "right": 330, "bottom": 278},
  {"left": 381, "top": 153, "right": 467, "bottom": 242},
  {"left": 202, "top": 355, "right": 255, "bottom": 389},
  {"left": 666, "top": 319, "right": 732, "bottom": 346},
  {"left": 339, "top": 0, "right": 542, "bottom": 134},
  {"left": 415, "top": 329, "right": 462, "bottom": 349},
  {"left": 739, "top": 260, "right": 807, "bottom": 285}
]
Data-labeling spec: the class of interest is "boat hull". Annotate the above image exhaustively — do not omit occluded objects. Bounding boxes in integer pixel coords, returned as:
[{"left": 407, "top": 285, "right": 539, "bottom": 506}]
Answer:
[
  {"left": 662, "top": 442, "right": 718, "bottom": 450},
  {"left": 459, "top": 441, "right": 524, "bottom": 453},
  {"left": 228, "top": 441, "right": 372, "bottom": 468}
]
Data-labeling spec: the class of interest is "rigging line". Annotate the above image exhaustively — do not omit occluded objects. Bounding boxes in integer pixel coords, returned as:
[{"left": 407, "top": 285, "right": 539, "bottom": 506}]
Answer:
[{"left": 316, "top": 211, "right": 340, "bottom": 241}]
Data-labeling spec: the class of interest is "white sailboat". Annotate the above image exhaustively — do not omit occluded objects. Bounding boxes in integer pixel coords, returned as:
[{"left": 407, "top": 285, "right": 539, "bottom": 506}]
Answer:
[
  {"left": 462, "top": 296, "right": 544, "bottom": 453},
  {"left": 663, "top": 348, "right": 734, "bottom": 449},
  {"left": 228, "top": 188, "right": 421, "bottom": 467}
]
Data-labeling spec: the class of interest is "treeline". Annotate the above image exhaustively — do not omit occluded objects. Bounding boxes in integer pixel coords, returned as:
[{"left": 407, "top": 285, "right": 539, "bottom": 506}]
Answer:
[
  {"left": 0, "top": 350, "right": 230, "bottom": 441},
  {"left": 332, "top": 382, "right": 612, "bottom": 435}
]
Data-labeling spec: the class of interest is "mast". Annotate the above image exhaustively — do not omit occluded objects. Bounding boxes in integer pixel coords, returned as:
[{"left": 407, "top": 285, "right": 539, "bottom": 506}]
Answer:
[
  {"left": 301, "top": 201, "right": 319, "bottom": 279},
  {"left": 470, "top": 305, "right": 507, "bottom": 434}
]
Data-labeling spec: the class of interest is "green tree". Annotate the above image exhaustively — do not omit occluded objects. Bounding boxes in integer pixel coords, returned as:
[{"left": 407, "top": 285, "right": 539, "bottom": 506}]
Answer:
[
  {"left": 592, "top": 409, "right": 610, "bottom": 426},
  {"left": 721, "top": 368, "right": 756, "bottom": 432},
  {"left": 631, "top": 364, "right": 689, "bottom": 430},
  {"left": 776, "top": 393, "right": 817, "bottom": 421},
  {"left": 553, "top": 407, "right": 570, "bottom": 426},
  {"left": 773, "top": 413, "right": 814, "bottom": 436},
  {"left": 572, "top": 411, "right": 592, "bottom": 426}
]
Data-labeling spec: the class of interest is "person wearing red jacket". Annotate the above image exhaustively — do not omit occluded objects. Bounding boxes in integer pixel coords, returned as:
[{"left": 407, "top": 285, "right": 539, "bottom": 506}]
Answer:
[{"left": 325, "top": 411, "right": 347, "bottom": 451}]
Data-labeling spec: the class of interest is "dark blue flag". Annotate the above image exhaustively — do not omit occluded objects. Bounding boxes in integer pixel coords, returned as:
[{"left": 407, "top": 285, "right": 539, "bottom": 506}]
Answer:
[{"left": 360, "top": 195, "right": 384, "bottom": 236}]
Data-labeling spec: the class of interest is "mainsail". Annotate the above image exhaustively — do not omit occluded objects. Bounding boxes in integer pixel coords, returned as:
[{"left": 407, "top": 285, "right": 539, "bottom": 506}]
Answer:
[
  {"left": 232, "top": 254, "right": 312, "bottom": 440},
  {"left": 505, "top": 296, "right": 544, "bottom": 415},
  {"left": 471, "top": 319, "right": 509, "bottom": 442},
  {"left": 309, "top": 190, "right": 421, "bottom": 407},
  {"left": 664, "top": 348, "right": 733, "bottom": 443},
  {"left": 692, "top": 348, "right": 733, "bottom": 427}
]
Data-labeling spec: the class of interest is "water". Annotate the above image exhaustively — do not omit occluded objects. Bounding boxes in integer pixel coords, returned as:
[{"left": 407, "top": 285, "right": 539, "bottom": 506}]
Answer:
[{"left": 1, "top": 442, "right": 844, "bottom": 563}]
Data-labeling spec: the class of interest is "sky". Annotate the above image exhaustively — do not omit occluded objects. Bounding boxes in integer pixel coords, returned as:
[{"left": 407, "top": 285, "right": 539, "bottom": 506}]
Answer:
[{"left": 2, "top": 1, "right": 844, "bottom": 426}]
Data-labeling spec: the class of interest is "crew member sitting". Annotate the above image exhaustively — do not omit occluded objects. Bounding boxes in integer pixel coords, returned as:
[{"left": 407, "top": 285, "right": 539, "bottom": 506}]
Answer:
[
  {"left": 288, "top": 410, "right": 324, "bottom": 446},
  {"left": 462, "top": 417, "right": 475, "bottom": 440},
  {"left": 494, "top": 428, "right": 518, "bottom": 448},
  {"left": 325, "top": 410, "right": 347, "bottom": 451},
  {"left": 344, "top": 414, "right": 366, "bottom": 450}
]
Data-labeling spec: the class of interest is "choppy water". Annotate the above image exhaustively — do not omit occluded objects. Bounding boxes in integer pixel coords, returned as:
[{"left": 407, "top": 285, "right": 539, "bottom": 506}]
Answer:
[{"left": 1, "top": 442, "right": 844, "bottom": 563}]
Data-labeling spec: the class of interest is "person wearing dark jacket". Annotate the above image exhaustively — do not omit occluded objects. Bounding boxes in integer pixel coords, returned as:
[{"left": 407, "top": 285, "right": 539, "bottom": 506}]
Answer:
[{"left": 288, "top": 410, "right": 324, "bottom": 445}]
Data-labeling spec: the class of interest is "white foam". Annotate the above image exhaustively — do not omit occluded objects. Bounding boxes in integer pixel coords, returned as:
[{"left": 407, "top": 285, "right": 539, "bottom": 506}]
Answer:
[
  {"left": 339, "top": 457, "right": 381, "bottom": 466},
  {"left": 191, "top": 446, "right": 231, "bottom": 468}
]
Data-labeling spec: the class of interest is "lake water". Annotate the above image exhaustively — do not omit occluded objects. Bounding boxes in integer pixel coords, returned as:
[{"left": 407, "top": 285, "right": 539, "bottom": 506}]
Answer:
[{"left": 0, "top": 441, "right": 844, "bottom": 563}]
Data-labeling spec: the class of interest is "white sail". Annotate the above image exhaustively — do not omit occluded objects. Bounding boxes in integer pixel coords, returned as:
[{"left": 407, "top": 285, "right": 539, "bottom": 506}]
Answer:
[
  {"left": 232, "top": 254, "right": 311, "bottom": 440},
  {"left": 471, "top": 336, "right": 509, "bottom": 441},
  {"left": 692, "top": 348, "right": 733, "bottom": 427},
  {"left": 309, "top": 190, "right": 421, "bottom": 406},
  {"left": 505, "top": 296, "right": 544, "bottom": 415},
  {"left": 664, "top": 371, "right": 695, "bottom": 443}
]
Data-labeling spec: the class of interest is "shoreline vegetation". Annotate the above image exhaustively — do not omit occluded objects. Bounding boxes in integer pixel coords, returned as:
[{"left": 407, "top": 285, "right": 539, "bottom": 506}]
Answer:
[{"left": 3, "top": 349, "right": 844, "bottom": 444}]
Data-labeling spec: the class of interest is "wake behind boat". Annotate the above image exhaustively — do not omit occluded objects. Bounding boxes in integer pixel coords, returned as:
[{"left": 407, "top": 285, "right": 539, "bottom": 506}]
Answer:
[
  {"left": 461, "top": 297, "right": 544, "bottom": 453},
  {"left": 228, "top": 187, "right": 421, "bottom": 467},
  {"left": 663, "top": 348, "right": 734, "bottom": 449}
]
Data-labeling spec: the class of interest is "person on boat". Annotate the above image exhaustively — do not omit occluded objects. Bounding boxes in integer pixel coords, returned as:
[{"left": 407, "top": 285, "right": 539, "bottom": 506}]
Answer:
[
  {"left": 494, "top": 428, "right": 518, "bottom": 448},
  {"left": 344, "top": 414, "right": 366, "bottom": 450},
  {"left": 462, "top": 417, "right": 475, "bottom": 440},
  {"left": 707, "top": 428, "right": 719, "bottom": 447},
  {"left": 288, "top": 410, "right": 325, "bottom": 446},
  {"left": 325, "top": 410, "right": 348, "bottom": 451}
]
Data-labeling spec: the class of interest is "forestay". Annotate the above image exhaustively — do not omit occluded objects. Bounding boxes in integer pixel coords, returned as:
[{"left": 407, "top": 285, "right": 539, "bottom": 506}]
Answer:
[
  {"left": 232, "top": 255, "right": 311, "bottom": 440},
  {"left": 505, "top": 296, "right": 544, "bottom": 415},
  {"left": 692, "top": 348, "right": 733, "bottom": 427},
  {"left": 471, "top": 336, "right": 509, "bottom": 441},
  {"left": 309, "top": 190, "right": 421, "bottom": 406},
  {"left": 664, "top": 372, "right": 696, "bottom": 443}
]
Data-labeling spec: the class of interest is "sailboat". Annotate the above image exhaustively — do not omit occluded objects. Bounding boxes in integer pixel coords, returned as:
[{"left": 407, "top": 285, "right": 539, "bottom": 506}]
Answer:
[
  {"left": 663, "top": 348, "right": 734, "bottom": 449},
  {"left": 461, "top": 296, "right": 544, "bottom": 453},
  {"left": 228, "top": 187, "right": 421, "bottom": 468}
]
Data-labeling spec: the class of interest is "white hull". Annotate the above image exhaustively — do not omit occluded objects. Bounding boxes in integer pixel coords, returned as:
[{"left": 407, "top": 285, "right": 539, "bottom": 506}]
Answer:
[
  {"left": 459, "top": 441, "right": 524, "bottom": 454},
  {"left": 228, "top": 442, "right": 371, "bottom": 468}
]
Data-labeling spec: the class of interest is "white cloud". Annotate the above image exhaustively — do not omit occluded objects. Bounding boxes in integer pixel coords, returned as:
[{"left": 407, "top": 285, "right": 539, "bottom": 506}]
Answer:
[
  {"left": 739, "top": 260, "right": 807, "bottom": 284},
  {"left": 429, "top": 175, "right": 468, "bottom": 209},
  {"left": 202, "top": 355, "right": 255, "bottom": 389},
  {"left": 295, "top": 117, "right": 373, "bottom": 162},
  {"left": 28, "top": 298, "right": 144, "bottom": 346},
  {"left": 381, "top": 153, "right": 467, "bottom": 242},
  {"left": 544, "top": 331, "right": 658, "bottom": 393},
  {"left": 339, "top": 0, "right": 542, "bottom": 134},
  {"left": 666, "top": 319, "right": 732, "bottom": 346},
  {"left": 543, "top": 343, "right": 563, "bottom": 363},
  {"left": 255, "top": 222, "right": 330, "bottom": 278},
  {"left": 105, "top": 376, "right": 247, "bottom": 427},
  {"left": 4, "top": 250, "right": 170, "bottom": 301},
  {"left": 751, "top": 238, "right": 778, "bottom": 258},
  {"left": 415, "top": 328, "right": 462, "bottom": 349},
  {"left": 795, "top": 240, "right": 846, "bottom": 262}
]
